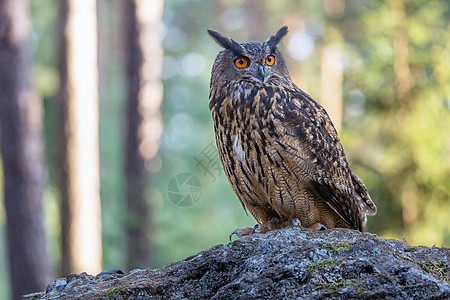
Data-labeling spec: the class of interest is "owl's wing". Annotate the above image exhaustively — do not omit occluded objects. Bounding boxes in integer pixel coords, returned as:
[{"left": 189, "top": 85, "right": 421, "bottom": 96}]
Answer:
[
  {"left": 351, "top": 172, "right": 377, "bottom": 217},
  {"left": 276, "top": 88, "right": 375, "bottom": 230}
]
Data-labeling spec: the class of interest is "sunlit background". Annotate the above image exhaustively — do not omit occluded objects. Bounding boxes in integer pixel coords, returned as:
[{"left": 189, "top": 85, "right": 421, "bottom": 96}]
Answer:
[{"left": 1, "top": 0, "right": 449, "bottom": 298}]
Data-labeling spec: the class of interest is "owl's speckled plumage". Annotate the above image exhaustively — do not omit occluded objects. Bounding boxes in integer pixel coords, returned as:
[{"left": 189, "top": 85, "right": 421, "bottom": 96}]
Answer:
[{"left": 208, "top": 27, "right": 376, "bottom": 236}]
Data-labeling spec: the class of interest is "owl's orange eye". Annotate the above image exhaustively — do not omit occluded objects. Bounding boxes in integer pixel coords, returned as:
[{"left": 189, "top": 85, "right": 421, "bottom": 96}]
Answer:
[
  {"left": 265, "top": 55, "right": 275, "bottom": 66},
  {"left": 234, "top": 56, "right": 249, "bottom": 68}
]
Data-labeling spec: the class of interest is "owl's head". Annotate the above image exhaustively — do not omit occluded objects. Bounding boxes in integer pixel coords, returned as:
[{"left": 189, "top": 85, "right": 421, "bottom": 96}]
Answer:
[{"left": 208, "top": 26, "right": 291, "bottom": 86}]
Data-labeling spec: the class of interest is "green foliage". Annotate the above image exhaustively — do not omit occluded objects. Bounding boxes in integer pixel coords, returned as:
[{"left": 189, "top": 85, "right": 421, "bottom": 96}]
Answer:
[
  {"left": 308, "top": 259, "right": 341, "bottom": 271},
  {"left": 313, "top": 279, "right": 365, "bottom": 294},
  {"left": 394, "top": 251, "right": 448, "bottom": 282},
  {"left": 417, "top": 260, "right": 448, "bottom": 282},
  {"left": 107, "top": 286, "right": 126, "bottom": 299},
  {"left": 314, "top": 279, "right": 365, "bottom": 294},
  {"left": 22, "top": 292, "right": 45, "bottom": 300},
  {"left": 341, "top": 0, "right": 450, "bottom": 246},
  {"left": 324, "top": 242, "right": 354, "bottom": 253},
  {"left": 30, "top": 0, "right": 59, "bottom": 98}
]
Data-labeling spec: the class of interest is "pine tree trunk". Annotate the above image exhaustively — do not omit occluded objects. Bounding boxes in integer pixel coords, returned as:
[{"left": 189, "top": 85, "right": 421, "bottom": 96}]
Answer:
[
  {"left": 122, "top": 0, "right": 164, "bottom": 269},
  {"left": 56, "top": 0, "right": 102, "bottom": 276},
  {"left": 390, "top": 0, "right": 416, "bottom": 228},
  {"left": 320, "top": 45, "right": 343, "bottom": 132},
  {"left": 320, "top": 1, "right": 345, "bottom": 133},
  {"left": 245, "top": 0, "right": 266, "bottom": 40},
  {"left": 0, "top": 0, "right": 53, "bottom": 298},
  {"left": 391, "top": 0, "right": 412, "bottom": 104}
]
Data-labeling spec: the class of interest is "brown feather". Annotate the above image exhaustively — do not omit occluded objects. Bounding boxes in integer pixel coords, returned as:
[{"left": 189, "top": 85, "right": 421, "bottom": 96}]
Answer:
[{"left": 208, "top": 27, "right": 376, "bottom": 232}]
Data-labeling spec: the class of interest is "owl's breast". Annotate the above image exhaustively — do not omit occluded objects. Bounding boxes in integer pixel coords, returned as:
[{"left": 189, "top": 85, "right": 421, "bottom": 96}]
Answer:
[
  {"left": 214, "top": 86, "right": 277, "bottom": 162},
  {"left": 212, "top": 86, "right": 299, "bottom": 206}
]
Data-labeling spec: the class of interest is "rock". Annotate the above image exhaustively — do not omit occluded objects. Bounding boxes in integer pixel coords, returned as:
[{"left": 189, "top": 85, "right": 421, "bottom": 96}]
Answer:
[{"left": 23, "top": 227, "right": 449, "bottom": 299}]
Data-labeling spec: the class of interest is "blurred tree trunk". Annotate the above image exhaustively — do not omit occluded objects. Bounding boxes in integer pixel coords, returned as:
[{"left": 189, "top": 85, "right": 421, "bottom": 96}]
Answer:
[
  {"left": 284, "top": 15, "right": 308, "bottom": 92},
  {"left": 320, "top": 44, "right": 343, "bottom": 132},
  {"left": 122, "top": 0, "right": 164, "bottom": 269},
  {"left": 391, "top": 0, "right": 412, "bottom": 104},
  {"left": 391, "top": 0, "right": 416, "bottom": 227},
  {"left": 321, "top": 1, "right": 345, "bottom": 132},
  {"left": 0, "top": 0, "right": 53, "bottom": 298},
  {"left": 57, "top": 0, "right": 102, "bottom": 276},
  {"left": 245, "top": 0, "right": 266, "bottom": 40}
]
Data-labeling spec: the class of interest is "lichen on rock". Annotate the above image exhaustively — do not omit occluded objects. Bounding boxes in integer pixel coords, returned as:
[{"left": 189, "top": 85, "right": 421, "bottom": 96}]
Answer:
[{"left": 24, "top": 227, "right": 450, "bottom": 299}]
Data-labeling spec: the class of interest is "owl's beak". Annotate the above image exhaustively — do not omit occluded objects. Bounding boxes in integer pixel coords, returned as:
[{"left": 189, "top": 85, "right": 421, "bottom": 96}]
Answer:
[
  {"left": 258, "top": 65, "right": 265, "bottom": 81},
  {"left": 254, "top": 64, "right": 268, "bottom": 83}
]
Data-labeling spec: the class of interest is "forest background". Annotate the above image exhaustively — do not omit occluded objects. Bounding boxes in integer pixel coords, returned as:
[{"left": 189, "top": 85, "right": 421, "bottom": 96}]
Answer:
[{"left": 0, "top": 0, "right": 449, "bottom": 299}]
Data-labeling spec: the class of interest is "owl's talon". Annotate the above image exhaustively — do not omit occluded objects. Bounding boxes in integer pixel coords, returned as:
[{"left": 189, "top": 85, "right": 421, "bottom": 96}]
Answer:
[
  {"left": 308, "top": 222, "right": 327, "bottom": 231},
  {"left": 252, "top": 224, "right": 261, "bottom": 233},
  {"left": 292, "top": 218, "right": 302, "bottom": 227},
  {"left": 229, "top": 230, "right": 237, "bottom": 242},
  {"left": 229, "top": 227, "right": 254, "bottom": 241}
]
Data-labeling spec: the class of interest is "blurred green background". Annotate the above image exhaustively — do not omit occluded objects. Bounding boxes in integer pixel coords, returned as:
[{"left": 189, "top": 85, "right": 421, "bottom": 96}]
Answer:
[{"left": 1, "top": 0, "right": 449, "bottom": 298}]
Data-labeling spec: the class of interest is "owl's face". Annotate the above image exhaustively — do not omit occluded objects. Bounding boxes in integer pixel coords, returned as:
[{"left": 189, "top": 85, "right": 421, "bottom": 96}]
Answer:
[{"left": 208, "top": 27, "right": 291, "bottom": 87}]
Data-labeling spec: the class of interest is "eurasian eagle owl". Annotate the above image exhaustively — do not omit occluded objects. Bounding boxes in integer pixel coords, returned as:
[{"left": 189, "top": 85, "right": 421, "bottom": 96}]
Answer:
[{"left": 207, "top": 26, "right": 377, "bottom": 239}]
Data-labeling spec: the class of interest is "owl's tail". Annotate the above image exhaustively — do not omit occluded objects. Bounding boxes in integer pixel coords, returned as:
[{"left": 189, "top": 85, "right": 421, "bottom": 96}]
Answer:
[{"left": 351, "top": 172, "right": 377, "bottom": 227}]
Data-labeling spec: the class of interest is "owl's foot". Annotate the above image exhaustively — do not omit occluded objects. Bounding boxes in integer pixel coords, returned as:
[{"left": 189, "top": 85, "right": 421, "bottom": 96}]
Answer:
[
  {"left": 308, "top": 222, "right": 327, "bottom": 231},
  {"left": 292, "top": 218, "right": 327, "bottom": 231},
  {"left": 292, "top": 218, "right": 302, "bottom": 227},
  {"left": 230, "top": 218, "right": 293, "bottom": 241},
  {"left": 229, "top": 224, "right": 260, "bottom": 241}
]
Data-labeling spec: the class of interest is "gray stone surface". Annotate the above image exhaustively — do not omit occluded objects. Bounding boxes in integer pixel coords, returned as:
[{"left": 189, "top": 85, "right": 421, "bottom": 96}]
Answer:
[{"left": 24, "top": 227, "right": 450, "bottom": 299}]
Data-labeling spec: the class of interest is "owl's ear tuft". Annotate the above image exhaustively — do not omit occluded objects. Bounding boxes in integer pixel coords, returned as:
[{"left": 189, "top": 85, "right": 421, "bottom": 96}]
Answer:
[
  {"left": 207, "top": 29, "right": 244, "bottom": 56},
  {"left": 267, "top": 26, "right": 288, "bottom": 52}
]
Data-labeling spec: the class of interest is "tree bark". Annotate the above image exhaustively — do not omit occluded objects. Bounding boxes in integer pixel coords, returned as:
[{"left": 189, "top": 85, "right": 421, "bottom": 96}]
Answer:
[
  {"left": 57, "top": 0, "right": 102, "bottom": 276},
  {"left": 0, "top": 0, "right": 53, "bottom": 298},
  {"left": 122, "top": 0, "right": 164, "bottom": 269}
]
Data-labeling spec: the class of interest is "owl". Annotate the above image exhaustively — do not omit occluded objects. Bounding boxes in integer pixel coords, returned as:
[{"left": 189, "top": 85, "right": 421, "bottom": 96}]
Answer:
[{"left": 207, "top": 26, "right": 377, "bottom": 239}]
